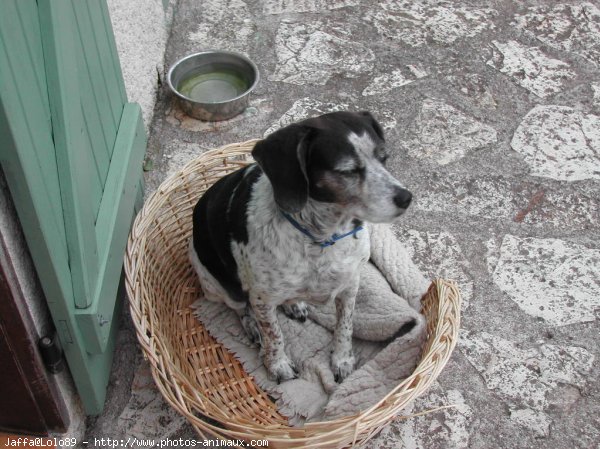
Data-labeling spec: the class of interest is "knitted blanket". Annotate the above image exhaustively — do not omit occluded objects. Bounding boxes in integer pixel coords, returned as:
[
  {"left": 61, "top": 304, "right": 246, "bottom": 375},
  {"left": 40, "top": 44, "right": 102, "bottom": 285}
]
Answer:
[{"left": 192, "top": 224, "right": 430, "bottom": 425}]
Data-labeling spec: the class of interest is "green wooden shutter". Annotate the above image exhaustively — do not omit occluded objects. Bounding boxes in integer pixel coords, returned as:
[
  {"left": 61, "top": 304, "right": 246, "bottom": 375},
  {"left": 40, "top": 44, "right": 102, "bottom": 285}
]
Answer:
[{"left": 0, "top": 0, "right": 146, "bottom": 414}]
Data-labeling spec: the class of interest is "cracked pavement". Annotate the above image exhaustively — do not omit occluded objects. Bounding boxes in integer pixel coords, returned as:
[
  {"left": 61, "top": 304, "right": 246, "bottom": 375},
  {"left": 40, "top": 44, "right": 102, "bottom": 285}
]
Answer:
[{"left": 87, "top": 1, "right": 600, "bottom": 447}]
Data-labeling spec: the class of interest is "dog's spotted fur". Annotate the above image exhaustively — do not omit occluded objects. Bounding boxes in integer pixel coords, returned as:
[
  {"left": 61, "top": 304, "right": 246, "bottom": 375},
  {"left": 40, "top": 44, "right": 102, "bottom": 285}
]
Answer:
[{"left": 190, "top": 111, "right": 412, "bottom": 383}]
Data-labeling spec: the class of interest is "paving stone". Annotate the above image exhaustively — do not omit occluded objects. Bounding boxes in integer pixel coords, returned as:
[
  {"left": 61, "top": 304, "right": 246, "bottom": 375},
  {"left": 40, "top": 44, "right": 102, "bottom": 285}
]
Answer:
[
  {"left": 362, "top": 65, "right": 427, "bottom": 97},
  {"left": 270, "top": 20, "right": 374, "bottom": 86},
  {"left": 506, "top": 407, "right": 552, "bottom": 438},
  {"left": 365, "top": 0, "right": 497, "bottom": 47},
  {"left": 511, "top": 105, "right": 600, "bottom": 181},
  {"left": 416, "top": 176, "right": 515, "bottom": 221},
  {"left": 445, "top": 72, "right": 498, "bottom": 108},
  {"left": 395, "top": 227, "right": 473, "bottom": 309},
  {"left": 415, "top": 174, "right": 600, "bottom": 230},
  {"left": 593, "top": 82, "right": 600, "bottom": 109},
  {"left": 187, "top": 0, "right": 254, "bottom": 52},
  {"left": 265, "top": 97, "right": 397, "bottom": 135},
  {"left": 262, "top": 0, "right": 358, "bottom": 15},
  {"left": 546, "top": 383, "right": 584, "bottom": 411},
  {"left": 460, "top": 330, "right": 594, "bottom": 437},
  {"left": 402, "top": 99, "right": 497, "bottom": 165},
  {"left": 512, "top": 187, "right": 600, "bottom": 229},
  {"left": 487, "top": 235, "right": 600, "bottom": 326},
  {"left": 514, "top": 2, "right": 600, "bottom": 66},
  {"left": 366, "top": 385, "right": 473, "bottom": 449},
  {"left": 487, "top": 40, "right": 575, "bottom": 98},
  {"left": 264, "top": 98, "right": 348, "bottom": 135},
  {"left": 161, "top": 141, "right": 206, "bottom": 178},
  {"left": 116, "top": 362, "right": 187, "bottom": 440}
]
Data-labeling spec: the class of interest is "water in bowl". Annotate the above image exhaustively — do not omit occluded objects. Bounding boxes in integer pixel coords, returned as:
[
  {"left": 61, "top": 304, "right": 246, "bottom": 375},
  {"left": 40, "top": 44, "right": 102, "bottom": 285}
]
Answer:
[{"left": 178, "top": 69, "right": 249, "bottom": 103}]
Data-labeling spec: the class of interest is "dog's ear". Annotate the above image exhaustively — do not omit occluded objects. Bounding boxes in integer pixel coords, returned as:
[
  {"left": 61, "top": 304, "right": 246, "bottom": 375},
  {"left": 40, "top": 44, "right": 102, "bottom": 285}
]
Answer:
[
  {"left": 358, "top": 111, "right": 385, "bottom": 141},
  {"left": 252, "top": 125, "right": 312, "bottom": 213}
]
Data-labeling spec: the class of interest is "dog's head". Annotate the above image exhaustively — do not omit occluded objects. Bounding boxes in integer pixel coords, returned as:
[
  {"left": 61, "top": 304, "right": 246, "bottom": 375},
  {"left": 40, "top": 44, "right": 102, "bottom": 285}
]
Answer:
[{"left": 252, "top": 111, "right": 412, "bottom": 223}]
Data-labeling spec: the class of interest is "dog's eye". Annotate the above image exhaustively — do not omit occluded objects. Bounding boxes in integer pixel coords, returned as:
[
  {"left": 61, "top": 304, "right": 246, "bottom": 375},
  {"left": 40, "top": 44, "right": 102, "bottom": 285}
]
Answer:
[
  {"left": 336, "top": 166, "right": 363, "bottom": 176},
  {"left": 375, "top": 146, "right": 389, "bottom": 164}
]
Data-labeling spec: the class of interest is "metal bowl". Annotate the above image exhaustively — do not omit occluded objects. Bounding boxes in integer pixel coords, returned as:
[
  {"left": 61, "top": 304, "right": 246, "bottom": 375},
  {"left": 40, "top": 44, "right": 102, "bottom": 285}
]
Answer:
[{"left": 167, "top": 50, "right": 259, "bottom": 121}]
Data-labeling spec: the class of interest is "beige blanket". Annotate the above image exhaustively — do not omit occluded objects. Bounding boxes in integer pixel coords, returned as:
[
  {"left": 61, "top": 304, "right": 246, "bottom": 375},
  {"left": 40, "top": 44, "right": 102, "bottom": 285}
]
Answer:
[{"left": 193, "top": 224, "right": 430, "bottom": 425}]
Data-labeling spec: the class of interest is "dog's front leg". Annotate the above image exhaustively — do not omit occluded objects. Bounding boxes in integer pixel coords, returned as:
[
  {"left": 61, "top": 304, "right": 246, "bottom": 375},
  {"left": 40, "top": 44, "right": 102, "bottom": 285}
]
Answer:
[
  {"left": 250, "top": 294, "right": 298, "bottom": 383},
  {"left": 332, "top": 282, "right": 358, "bottom": 383}
]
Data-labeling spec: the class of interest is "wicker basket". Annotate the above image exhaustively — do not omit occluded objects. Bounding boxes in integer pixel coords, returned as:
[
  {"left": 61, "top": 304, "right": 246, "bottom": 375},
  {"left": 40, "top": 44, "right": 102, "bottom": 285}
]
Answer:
[{"left": 124, "top": 140, "right": 461, "bottom": 448}]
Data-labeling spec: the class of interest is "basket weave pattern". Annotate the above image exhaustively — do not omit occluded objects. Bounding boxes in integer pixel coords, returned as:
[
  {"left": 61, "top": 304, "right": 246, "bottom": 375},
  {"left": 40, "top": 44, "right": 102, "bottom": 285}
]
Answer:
[{"left": 124, "top": 140, "right": 461, "bottom": 448}]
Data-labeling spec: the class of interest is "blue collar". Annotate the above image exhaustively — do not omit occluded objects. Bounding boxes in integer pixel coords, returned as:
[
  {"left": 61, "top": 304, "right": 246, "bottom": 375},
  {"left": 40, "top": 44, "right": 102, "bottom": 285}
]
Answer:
[{"left": 281, "top": 211, "right": 363, "bottom": 248}]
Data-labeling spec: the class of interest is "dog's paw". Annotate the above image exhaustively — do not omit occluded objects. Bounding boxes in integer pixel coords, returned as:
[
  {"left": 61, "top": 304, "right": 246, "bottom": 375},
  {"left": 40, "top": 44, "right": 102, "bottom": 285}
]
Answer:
[
  {"left": 266, "top": 356, "right": 298, "bottom": 384},
  {"left": 280, "top": 302, "right": 309, "bottom": 322},
  {"left": 240, "top": 313, "right": 262, "bottom": 347},
  {"left": 332, "top": 353, "right": 355, "bottom": 383}
]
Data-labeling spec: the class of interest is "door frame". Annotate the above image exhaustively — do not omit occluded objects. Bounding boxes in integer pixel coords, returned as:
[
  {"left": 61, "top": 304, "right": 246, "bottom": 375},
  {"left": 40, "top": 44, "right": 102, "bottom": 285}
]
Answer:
[{"left": 0, "top": 197, "right": 68, "bottom": 434}]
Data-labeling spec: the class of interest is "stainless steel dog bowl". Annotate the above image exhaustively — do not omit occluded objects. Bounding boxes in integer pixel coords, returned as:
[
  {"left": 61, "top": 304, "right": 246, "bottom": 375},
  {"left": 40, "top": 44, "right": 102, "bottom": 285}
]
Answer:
[{"left": 167, "top": 51, "right": 259, "bottom": 121}]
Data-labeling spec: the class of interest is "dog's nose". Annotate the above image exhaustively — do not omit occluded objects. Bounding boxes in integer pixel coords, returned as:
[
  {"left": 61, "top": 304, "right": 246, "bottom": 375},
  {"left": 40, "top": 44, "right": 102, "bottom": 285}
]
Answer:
[{"left": 393, "top": 188, "right": 412, "bottom": 209}]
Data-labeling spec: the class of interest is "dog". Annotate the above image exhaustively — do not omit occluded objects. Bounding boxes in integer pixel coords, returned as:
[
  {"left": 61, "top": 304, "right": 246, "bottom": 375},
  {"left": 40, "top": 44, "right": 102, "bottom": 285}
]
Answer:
[{"left": 189, "top": 111, "right": 412, "bottom": 383}]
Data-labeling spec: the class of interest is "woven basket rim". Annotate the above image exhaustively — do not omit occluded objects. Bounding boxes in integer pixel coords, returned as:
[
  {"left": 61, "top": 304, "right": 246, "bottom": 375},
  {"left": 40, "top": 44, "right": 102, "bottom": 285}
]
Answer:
[{"left": 124, "top": 140, "right": 462, "bottom": 447}]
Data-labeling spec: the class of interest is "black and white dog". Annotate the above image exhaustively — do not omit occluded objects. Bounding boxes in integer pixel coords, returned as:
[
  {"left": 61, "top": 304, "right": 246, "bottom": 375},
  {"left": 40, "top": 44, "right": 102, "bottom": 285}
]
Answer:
[{"left": 189, "top": 111, "right": 412, "bottom": 383}]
